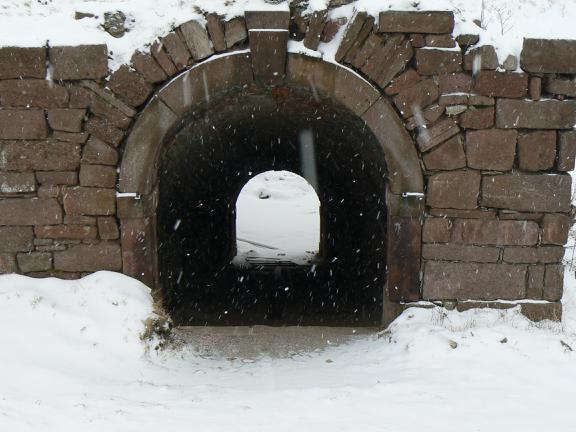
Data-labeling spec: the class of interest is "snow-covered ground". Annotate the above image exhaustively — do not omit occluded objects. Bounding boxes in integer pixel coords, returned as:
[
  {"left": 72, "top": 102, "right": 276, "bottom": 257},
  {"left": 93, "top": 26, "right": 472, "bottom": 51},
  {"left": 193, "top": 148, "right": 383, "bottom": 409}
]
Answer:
[
  {"left": 1, "top": 0, "right": 575, "bottom": 71},
  {"left": 234, "top": 170, "right": 320, "bottom": 266},
  {"left": 0, "top": 269, "right": 575, "bottom": 431}
]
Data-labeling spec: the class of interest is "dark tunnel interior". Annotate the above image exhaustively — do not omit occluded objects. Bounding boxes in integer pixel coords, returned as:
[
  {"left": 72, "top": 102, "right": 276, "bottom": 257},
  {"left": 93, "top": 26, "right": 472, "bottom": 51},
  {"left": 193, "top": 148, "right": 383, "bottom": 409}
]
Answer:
[{"left": 157, "top": 85, "right": 389, "bottom": 325}]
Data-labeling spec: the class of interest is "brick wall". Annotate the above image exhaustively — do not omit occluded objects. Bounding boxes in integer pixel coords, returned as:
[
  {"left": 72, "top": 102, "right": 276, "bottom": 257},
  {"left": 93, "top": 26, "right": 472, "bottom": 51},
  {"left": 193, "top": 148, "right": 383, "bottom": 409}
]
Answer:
[{"left": 0, "top": 4, "right": 574, "bottom": 320}]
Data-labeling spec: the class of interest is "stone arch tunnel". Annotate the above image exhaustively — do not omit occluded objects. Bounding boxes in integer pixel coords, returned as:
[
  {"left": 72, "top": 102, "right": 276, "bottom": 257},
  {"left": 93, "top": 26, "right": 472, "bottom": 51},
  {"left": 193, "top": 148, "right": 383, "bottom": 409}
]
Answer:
[{"left": 0, "top": 4, "right": 575, "bottom": 324}]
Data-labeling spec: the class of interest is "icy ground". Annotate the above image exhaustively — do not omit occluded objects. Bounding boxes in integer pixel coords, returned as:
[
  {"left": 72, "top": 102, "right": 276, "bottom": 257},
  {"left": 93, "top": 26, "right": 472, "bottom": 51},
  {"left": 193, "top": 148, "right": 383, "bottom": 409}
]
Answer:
[
  {"left": 234, "top": 170, "right": 320, "bottom": 266},
  {"left": 1, "top": 0, "right": 575, "bottom": 71},
  {"left": 1, "top": 269, "right": 576, "bottom": 431}
]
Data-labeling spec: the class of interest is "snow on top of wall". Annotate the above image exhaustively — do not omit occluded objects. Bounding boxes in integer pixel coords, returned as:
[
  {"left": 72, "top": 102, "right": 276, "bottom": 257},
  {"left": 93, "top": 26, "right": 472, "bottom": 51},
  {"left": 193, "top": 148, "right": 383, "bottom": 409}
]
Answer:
[{"left": 0, "top": 0, "right": 574, "bottom": 71}]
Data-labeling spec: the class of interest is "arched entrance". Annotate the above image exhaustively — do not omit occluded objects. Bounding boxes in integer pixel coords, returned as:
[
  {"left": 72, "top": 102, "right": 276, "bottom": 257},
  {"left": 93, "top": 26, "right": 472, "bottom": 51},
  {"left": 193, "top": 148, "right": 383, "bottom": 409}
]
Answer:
[{"left": 118, "top": 52, "right": 424, "bottom": 325}]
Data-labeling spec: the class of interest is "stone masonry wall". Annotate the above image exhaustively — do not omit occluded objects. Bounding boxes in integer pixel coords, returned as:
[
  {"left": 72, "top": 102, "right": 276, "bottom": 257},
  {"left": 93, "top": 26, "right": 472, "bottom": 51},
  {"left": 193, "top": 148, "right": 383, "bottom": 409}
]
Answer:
[{"left": 0, "top": 2, "right": 575, "bottom": 321}]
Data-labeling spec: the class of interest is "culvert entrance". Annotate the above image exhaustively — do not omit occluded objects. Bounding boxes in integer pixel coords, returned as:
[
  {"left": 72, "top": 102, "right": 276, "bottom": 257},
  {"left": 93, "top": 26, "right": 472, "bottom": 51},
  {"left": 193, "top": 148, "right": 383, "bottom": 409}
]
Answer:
[{"left": 157, "top": 86, "right": 389, "bottom": 326}]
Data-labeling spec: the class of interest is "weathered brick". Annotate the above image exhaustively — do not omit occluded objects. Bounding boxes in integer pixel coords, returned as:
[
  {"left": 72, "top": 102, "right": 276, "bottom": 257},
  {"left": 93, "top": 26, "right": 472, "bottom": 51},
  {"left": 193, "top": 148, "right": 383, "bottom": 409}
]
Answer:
[
  {"left": 544, "top": 264, "right": 563, "bottom": 301},
  {"left": 0, "top": 172, "right": 36, "bottom": 194},
  {"left": 63, "top": 187, "right": 116, "bottom": 216},
  {"left": 64, "top": 215, "right": 97, "bottom": 225},
  {"left": 81, "top": 136, "right": 119, "bottom": 166},
  {"left": 0, "top": 226, "right": 33, "bottom": 252},
  {"left": 558, "top": 131, "right": 576, "bottom": 171},
  {"left": 425, "top": 34, "right": 456, "bottom": 48},
  {"left": 423, "top": 262, "right": 526, "bottom": 300},
  {"left": 150, "top": 41, "right": 178, "bottom": 76},
  {"left": 343, "top": 16, "right": 375, "bottom": 64},
  {"left": 427, "top": 170, "right": 480, "bottom": 210},
  {"left": 459, "top": 107, "right": 494, "bottom": 129},
  {"left": 527, "top": 265, "right": 544, "bottom": 299},
  {"left": 415, "top": 49, "right": 461, "bottom": 75},
  {"left": 97, "top": 217, "right": 119, "bottom": 240},
  {"left": 384, "top": 69, "right": 420, "bottom": 96},
  {"left": 422, "top": 244, "right": 500, "bottom": 262},
  {"left": 130, "top": 51, "right": 167, "bottom": 84},
  {"left": 335, "top": 12, "right": 368, "bottom": 61},
  {"left": 520, "top": 39, "right": 576, "bottom": 74},
  {"left": 53, "top": 131, "right": 88, "bottom": 143},
  {"left": 438, "top": 73, "right": 472, "bottom": 94},
  {"left": 108, "top": 65, "right": 154, "bottom": 107},
  {"left": 0, "top": 110, "right": 48, "bottom": 140},
  {"left": 0, "top": 47, "right": 46, "bottom": 79},
  {"left": 0, "top": 198, "right": 62, "bottom": 225},
  {"left": 17, "top": 252, "right": 52, "bottom": 273},
  {"left": 529, "top": 76, "right": 541, "bottom": 100},
  {"left": 503, "top": 247, "right": 564, "bottom": 264},
  {"left": 53, "top": 243, "right": 122, "bottom": 272},
  {"left": 36, "top": 171, "right": 77, "bottom": 185},
  {"left": 224, "top": 17, "right": 248, "bottom": 49},
  {"left": 35, "top": 224, "right": 97, "bottom": 240},
  {"left": 364, "top": 36, "right": 413, "bottom": 89},
  {"left": 206, "top": 13, "right": 226, "bottom": 52},
  {"left": 423, "top": 217, "right": 452, "bottom": 243},
  {"left": 79, "top": 164, "right": 117, "bottom": 188},
  {"left": 84, "top": 117, "right": 124, "bottom": 147},
  {"left": 409, "top": 34, "right": 425, "bottom": 48},
  {"left": 496, "top": 99, "right": 576, "bottom": 129},
  {"left": 0, "top": 253, "right": 16, "bottom": 273},
  {"left": 394, "top": 78, "right": 439, "bottom": 117},
  {"left": 0, "top": 140, "right": 81, "bottom": 171},
  {"left": 481, "top": 174, "right": 571, "bottom": 213},
  {"left": 452, "top": 219, "right": 539, "bottom": 246},
  {"left": 541, "top": 213, "right": 571, "bottom": 246},
  {"left": 469, "top": 95, "right": 494, "bottom": 106},
  {"left": 47, "top": 109, "right": 85, "bottom": 132},
  {"left": 473, "top": 71, "right": 528, "bottom": 98},
  {"left": 517, "top": 131, "right": 556, "bottom": 171},
  {"left": 463, "top": 45, "right": 498, "bottom": 70},
  {"left": 465, "top": 130, "right": 516, "bottom": 171},
  {"left": 417, "top": 118, "right": 460, "bottom": 152},
  {"left": 161, "top": 32, "right": 191, "bottom": 69},
  {"left": 545, "top": 78, "right": 576, "bottom": 97},
  {"left": 50, "top": 45, "right": 108, "bottom": 80},
  {"left": 0, "top": 80, "right": 68, "bottom": 107},
  {"left": 422, "top": 134, "right": 466, "bottom": 171},
  {"left": 179, "top": 20, "right": 214, "bottom": 60},
  {"left": 430, "top": 209, "right": 496, "bottom": 219},
  {"left": 37, "top": 185, "right": 60, "bottom": 198},
  {"left": 438, "top": 94, "right": 468, "bottom": 106},
  {"left": 378, "top": 11, "right": 454, "bottom": 34}
]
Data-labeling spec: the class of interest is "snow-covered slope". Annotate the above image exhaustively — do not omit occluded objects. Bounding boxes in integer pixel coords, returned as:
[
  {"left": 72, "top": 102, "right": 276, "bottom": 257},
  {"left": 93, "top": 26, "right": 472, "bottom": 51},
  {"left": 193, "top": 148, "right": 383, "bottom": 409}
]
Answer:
[{"left": 1, "top": 0, "right": 575, "bottom": 71}]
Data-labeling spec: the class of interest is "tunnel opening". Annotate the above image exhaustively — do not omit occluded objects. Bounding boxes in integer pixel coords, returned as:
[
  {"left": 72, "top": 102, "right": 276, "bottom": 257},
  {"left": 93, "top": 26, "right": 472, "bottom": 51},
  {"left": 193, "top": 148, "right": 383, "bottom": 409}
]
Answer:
[
  {"left": 233, "top": 170, "right": 321, "bottom": 269},
  {"left": 157, "top": 85, "right": 389, "bottom": 326}
]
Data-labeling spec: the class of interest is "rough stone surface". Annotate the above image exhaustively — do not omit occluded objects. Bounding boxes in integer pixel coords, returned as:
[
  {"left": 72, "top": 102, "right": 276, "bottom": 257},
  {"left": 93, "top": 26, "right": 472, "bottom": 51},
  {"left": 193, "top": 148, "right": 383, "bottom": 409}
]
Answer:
[
  {"left": 0, "top": 140, "right": 81, "bottom": 171},
  {"left": 36, "top": 171, "right": 77, "bottom": 185},
  {"left": 545, "top": 78, "right": 576, "bottom": 97},
  {"left": 0, "top": 80, "right": 69, "bottom": 108},
  {"left": 0, "top": 172, "right": 36, "bottom": 194},
  {"left": 393, "top": 79, "right": 438, "bottom": 118},
  {"left": 108, "top": 65, "right": 154, "bottom": 107},
  {"left": 130, "top": 51, "right": 167, "bottom": 84},
  {"left": 84, "top": 117, "right": 125, "bottom": 147},
  {"left": 378, "top": 11, "right": 454, "bottom": 34},
  {"left": 206, "top": 13, "right": 227, "bottom": 52},
  {"left": 150, "top": 41, "right": 177, "bottom": 76},
  {"left": 438, "top": 72, "right": 471, "bottom": 94},
  {"left": 527, "top": 265, "right": 544, "bottom": 299},
  {"left": 521, "top": 302, "right": 562, "bottom": 322},
  {"left": 50, "top": 45, "right": 108, "bottom": 80},
  {"left": 529, "top": 77, "right": 542, "bottom": 101},
  {"left": 422, "top": 244, "right": 500, "bottom": 262},
  {"left": 517, "top": 131, "right": 556, "bottom": 171},
  {"left": 473, "top": 71, "right": 528, "bottom": 98},
  {"left": 0, "top": 226, "right": 33, "bottom": 252},
  {"left": 54, "top": 243, "right": 122, "bottom": 272},
  {"left": 249, "top": 30, "right": 289, "bottom": 86},
  {"left": 161, "top": 32, "right": 191, "bottom": 69},
  {"left": 496, "top": 99, "right": 576, "bottom": 130},
  {"left": 464, "top": 45, "right": 498, "bottom": 70},
  {"left": 17, "top": 252, "right": 52, "bottom": 273},
  {"left": 47, "top": 109, "right": 85, "bottom": 132},
  {"left": 423, "top": 262, "right": 526, "bottom": 300},
  {"left": 179, "top": 20, "right": 214, "bottom": 60},
  {"left": 0, "top": 253, "right": 17, "bottom": 273},
  {"left": 303, "top": 9, "right": 328, "bottom": 51},
  {"left": 415, "top": 49, "right": 461, "bottom": 75},
  {"left": 456, "top": 34, "right": 479, "bottom": 48},
  {"left": 425, "top": 34, "right": 456, "bottom": 48},
  {"left": 541, "top": 213, "right": 571, "bottom": 246},
  {"left": 544, "top": 264, "right": 564, "bottom": 301},
  {"left": 422, "top": 218, "right": 452, "bottom": 243},
  {"left": 503, "top": 246, "right": 564, "bottom": 264},
  {"left": 452, "top": 219, "right": 539, "bottom": 246},
  {"left": 384, "top": 69, "right": 420, "bottom": 96},
  {"left": 0, "top": 110, "right": 48, "bottom": 140},
  {"left": 334, "top": 12, "right": 367, "bottom": 62},
  {"left": 0, "top": 198, "right": 62, "bottom": 225},
  {"left": 521, "top": 39, "right": 576, "bottom": 74},
  {"left": 79, "top": 164, "right": 117, "bottom": 188},
  {"left": 427, "top": 170, "right": 480, "bottom": 210},
  {"left": 35, "top": 225, "right": 97, "bottom": 240},
  {"left": 558, "top": 131, "right": 576, "bottom": 171},
  {"left": 98, "top": 217, "right": 120, "bottom": 240},
  {"left": 0, "top": 47, "right": 46, "bottom": 79},
  {"left": 465, "top": 129, "right": 516, "bottom": 171},
  {"left": 63, "top": 187, "right": 116, "bottom": 216},
  {"left": 481, "top": 174, "right": 572, "bottom": 212},
  {"left": 224, "top": 17, "right": 248, "bottom": 48},
  {"left": 422, "top": 134, "right": 466, "bottom": 170},
  {"left": 459, "top": 107, "right": 494, "bottom": 130},
  {"left": 82, "top": 136, "right": 119, "bottom": 166}
]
